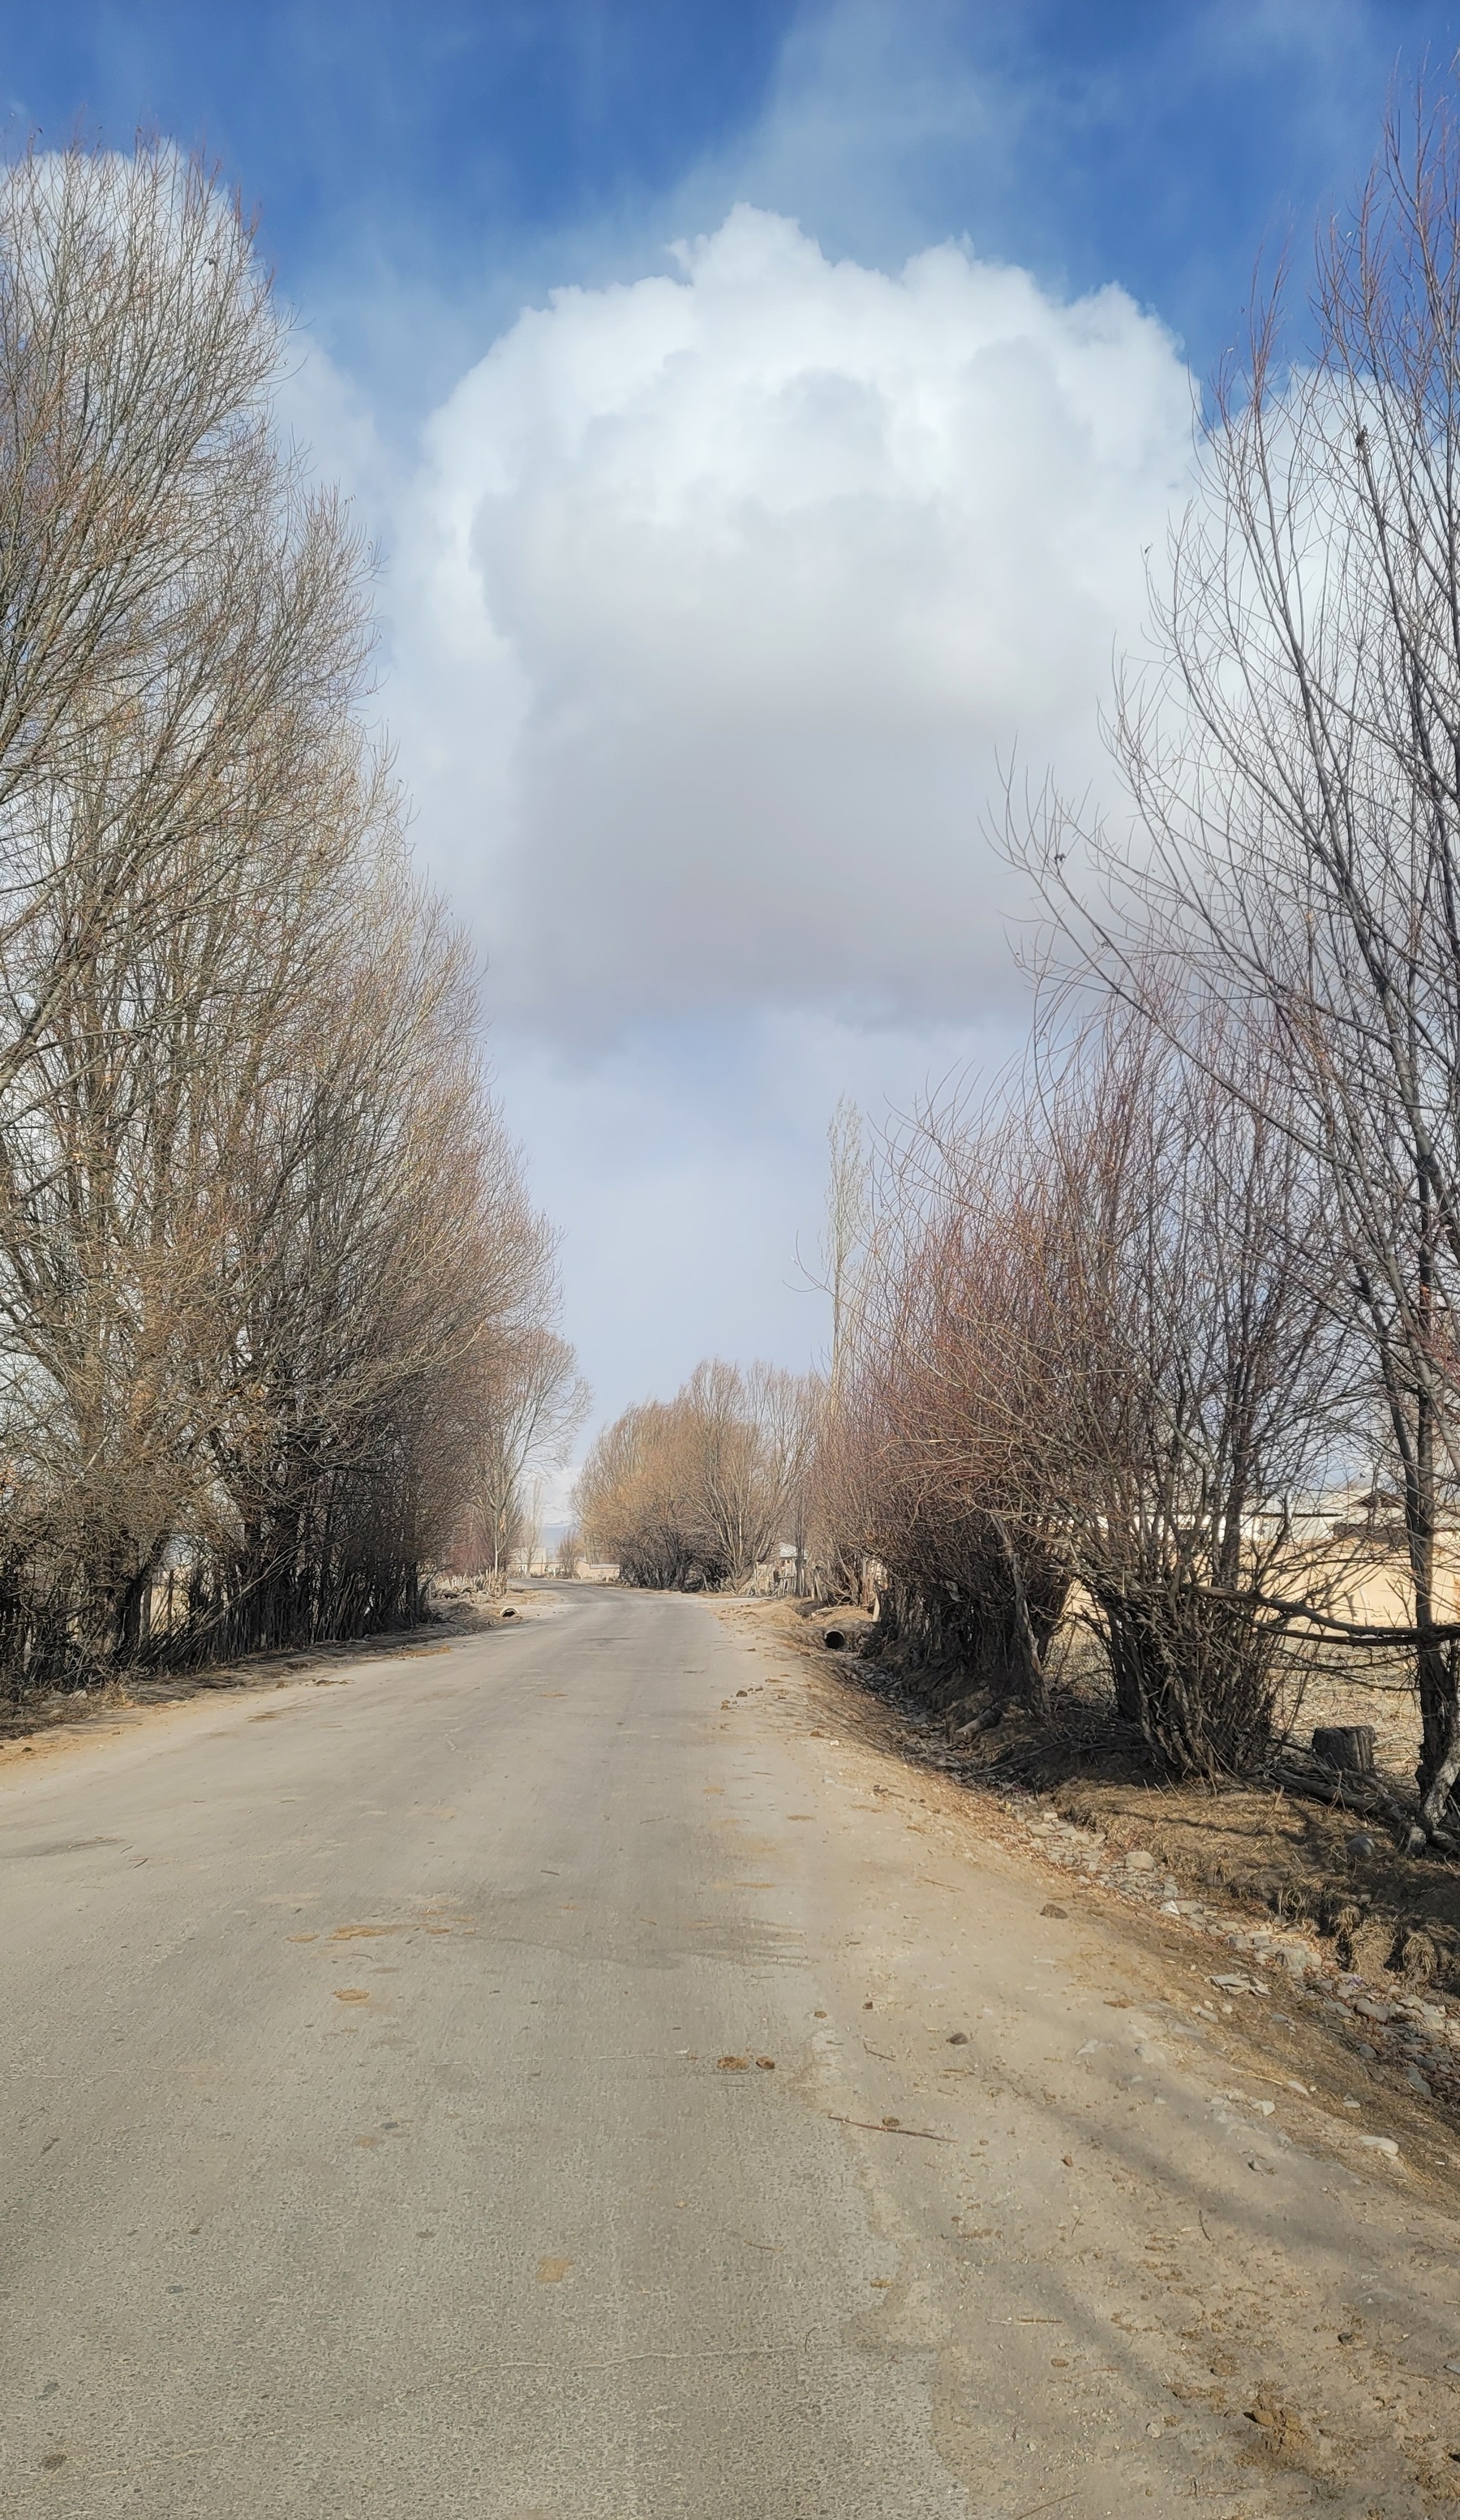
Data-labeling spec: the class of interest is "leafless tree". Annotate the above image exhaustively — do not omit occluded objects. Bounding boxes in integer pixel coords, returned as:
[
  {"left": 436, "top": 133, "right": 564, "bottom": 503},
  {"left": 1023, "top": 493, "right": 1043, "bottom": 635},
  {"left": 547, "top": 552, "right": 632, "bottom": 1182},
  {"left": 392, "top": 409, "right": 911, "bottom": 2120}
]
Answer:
[
  {"left": 1037, "top": 1000, "right": 1359, "bottom": 1771},
  {"left": 577, "top": 1360, "right": 818, "bottom": 1592},
  {"left": 827, "top": 991, "right": 1361, "bottom": 1775},
  {"left": 0, "top": 137, "right": 582, "bottom": 1692},
  {"left": 820, "top": 1097, "right": 870, "bottom": 1402},
  {"left": 450, "top": 1323, "right": 590, "bottom": 1591},
  {"left": 1020, "top": 83, "right": 1460, "bottom": 1825}
]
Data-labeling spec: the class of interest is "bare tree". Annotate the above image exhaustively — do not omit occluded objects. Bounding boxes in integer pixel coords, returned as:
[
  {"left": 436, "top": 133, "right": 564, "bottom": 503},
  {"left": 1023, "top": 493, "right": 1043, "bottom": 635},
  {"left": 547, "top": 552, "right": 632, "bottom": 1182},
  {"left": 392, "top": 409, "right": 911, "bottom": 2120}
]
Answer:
[
  {"left": 1037, "top": 999, "right": 1359, "bottom": 1772},
  {"left": 1021, "top": 84, "right": 1460, "bottom": 1826},
  {"left": 822, "top": 1097, "right": 869, "bottom": 1402},
  {"left": 577, "top": 1360, "right": 818, "bottom": 1592},
  {"left": 826, "top": 990, "right": 1361, "bottom": 1775},
  {"left": 0, "top": 145, "right": 290, "bottom": 1104},
  {"left": 0, "top": 136, "right": 580, "bottom": 1692},
  {"left": 453, "top": 1324, "right": 590, "bottom": 1591}
]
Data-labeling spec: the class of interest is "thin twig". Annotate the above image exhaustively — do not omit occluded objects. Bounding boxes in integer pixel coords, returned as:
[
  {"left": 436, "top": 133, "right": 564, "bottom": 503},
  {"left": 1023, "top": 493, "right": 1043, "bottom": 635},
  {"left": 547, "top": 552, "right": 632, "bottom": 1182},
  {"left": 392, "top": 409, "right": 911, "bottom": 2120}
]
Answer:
[{"left": 827, "top": 2112, "right": 956, "bottom": 2141}]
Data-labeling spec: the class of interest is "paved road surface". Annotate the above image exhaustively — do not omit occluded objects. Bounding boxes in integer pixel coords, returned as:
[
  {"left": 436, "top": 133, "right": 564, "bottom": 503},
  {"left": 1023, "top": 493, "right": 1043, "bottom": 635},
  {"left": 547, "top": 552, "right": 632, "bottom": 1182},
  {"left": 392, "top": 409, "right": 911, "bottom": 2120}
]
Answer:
[{"left": 2, "top": 1586, "right": 1457, "bottom": 2517}]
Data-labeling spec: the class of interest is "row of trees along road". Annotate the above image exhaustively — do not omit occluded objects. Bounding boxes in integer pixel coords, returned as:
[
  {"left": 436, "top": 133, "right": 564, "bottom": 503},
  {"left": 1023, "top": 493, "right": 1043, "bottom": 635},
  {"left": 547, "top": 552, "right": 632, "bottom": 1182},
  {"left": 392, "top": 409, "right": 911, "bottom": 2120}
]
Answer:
[
  {"left": 828, "top": 88, "right": 1460, "bottom": 1840},
  {"left": 587, "top": 92, "right": 1460, "bottom": 1847},
  {"left": 577, "top": 1362, "right": 819, "bottom": 1591},
  {"left": 0, "top": 141, "right": 582, "bottom": 1696}
]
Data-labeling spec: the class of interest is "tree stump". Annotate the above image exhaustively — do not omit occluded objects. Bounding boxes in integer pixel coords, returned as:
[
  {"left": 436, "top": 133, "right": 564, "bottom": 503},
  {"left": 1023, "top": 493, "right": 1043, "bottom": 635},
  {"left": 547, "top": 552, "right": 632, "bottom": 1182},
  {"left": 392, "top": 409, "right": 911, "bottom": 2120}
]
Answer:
[{"left": 1312, "top": 1724, "right": 1376, "bottom": 1774}]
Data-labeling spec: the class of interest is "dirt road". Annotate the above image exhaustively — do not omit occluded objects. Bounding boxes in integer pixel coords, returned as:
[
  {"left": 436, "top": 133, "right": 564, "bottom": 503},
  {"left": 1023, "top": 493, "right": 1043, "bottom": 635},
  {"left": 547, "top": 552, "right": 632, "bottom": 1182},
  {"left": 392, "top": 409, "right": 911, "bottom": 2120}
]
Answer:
[{"left": 2, "top": 1585, "right": 1458, "bottom": 2516}]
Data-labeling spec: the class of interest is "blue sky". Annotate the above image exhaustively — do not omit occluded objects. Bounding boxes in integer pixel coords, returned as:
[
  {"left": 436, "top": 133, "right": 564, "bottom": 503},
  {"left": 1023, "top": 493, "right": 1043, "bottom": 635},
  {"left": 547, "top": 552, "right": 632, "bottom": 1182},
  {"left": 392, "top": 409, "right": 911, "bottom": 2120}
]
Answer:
[
  {"left": 11, "top": 2, "right": 1451, "bottom": 406},
  {"left": 11, "top": 2, "right": 1460, "bottom": 1453}
]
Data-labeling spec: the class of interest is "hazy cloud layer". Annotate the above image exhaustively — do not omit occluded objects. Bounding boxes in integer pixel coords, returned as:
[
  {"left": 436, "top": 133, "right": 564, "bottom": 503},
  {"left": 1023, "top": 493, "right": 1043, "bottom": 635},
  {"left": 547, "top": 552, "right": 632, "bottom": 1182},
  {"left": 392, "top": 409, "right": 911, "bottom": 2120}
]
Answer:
[{"left": 389, "top": 208, "right": 1195, "bottom": 1047}]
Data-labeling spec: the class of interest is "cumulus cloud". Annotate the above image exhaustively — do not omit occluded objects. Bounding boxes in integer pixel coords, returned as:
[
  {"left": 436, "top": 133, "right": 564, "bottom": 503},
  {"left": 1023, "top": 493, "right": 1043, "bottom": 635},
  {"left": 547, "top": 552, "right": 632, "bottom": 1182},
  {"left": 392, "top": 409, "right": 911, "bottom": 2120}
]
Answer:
[
  {"left": 389, "top": 206, "right": 1194, "bottom": 1045},
  {"left": 322, "top": 206, "right": 1206, "bottom": 1425}
]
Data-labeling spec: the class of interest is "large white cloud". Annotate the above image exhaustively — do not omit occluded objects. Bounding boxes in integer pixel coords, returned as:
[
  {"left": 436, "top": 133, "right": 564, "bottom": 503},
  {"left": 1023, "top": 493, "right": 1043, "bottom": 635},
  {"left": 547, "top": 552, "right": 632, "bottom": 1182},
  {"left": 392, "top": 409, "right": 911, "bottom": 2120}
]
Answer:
[
  {"left": 389, "top": 206, "right": 1194, "bottom": 1044},
  {"left": 286, "top": 208, "right": 1204, "bottom": 1433}
]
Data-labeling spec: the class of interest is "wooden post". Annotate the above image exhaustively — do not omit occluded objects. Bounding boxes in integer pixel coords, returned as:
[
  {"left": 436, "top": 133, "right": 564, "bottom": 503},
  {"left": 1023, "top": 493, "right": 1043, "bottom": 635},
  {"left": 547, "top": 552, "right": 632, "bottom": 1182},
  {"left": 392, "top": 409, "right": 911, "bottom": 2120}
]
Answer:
[{"left": 1312, "top": 1724, "right": 1377, "bottom": 1773}]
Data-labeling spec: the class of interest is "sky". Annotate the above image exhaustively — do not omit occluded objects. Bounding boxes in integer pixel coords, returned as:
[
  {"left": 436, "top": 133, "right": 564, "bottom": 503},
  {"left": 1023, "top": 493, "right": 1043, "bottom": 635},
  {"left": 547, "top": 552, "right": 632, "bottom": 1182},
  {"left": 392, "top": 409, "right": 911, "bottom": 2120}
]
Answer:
[{"left": 10, "top": 0, "right": 1460, "bottom": 1472}]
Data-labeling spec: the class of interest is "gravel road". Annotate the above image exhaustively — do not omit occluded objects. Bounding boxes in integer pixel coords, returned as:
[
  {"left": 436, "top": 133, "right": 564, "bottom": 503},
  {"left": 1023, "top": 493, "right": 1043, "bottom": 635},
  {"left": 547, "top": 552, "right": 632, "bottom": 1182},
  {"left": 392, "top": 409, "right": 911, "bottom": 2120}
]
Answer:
[{"left": 2, "top": 1584, "right": 1458, "bottom": 2517}]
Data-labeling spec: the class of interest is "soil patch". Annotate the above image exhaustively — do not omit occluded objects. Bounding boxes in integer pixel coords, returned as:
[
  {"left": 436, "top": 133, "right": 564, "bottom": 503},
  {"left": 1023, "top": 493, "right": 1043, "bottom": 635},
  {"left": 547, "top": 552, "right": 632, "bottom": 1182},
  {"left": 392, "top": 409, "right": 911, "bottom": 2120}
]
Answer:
[{"left": 711, "top": 1594, "right": 1460, "bottom": 2154}]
